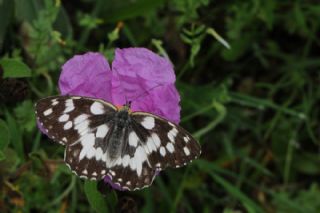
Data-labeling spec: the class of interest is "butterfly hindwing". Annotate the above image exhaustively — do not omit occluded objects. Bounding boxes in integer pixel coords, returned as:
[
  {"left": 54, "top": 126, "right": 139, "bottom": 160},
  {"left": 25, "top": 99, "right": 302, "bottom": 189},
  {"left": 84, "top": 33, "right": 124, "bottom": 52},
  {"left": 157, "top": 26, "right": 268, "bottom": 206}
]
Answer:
[
  {"left": 65, "top": 142, "right": 109, "bottom": 180},
  {"left": 106, "top": 163, "right": 157, "bottom": 191},
  {"left": 103, "top": 126, "right": 157, "bottom": 190}
]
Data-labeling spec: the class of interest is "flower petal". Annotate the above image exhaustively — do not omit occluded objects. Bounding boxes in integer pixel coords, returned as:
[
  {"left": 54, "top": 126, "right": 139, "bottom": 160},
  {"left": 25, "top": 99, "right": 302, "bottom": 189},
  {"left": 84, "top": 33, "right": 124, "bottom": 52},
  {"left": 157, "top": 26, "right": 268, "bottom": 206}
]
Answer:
[
  {"left": 111, "top": 48, "right": 180, "bottom": 123},
  {"left": 103, "top": 175, "right": 125, "bottom": 191},
  {"left": 59, "top": 52, "right": 113, "bottom": 102}
]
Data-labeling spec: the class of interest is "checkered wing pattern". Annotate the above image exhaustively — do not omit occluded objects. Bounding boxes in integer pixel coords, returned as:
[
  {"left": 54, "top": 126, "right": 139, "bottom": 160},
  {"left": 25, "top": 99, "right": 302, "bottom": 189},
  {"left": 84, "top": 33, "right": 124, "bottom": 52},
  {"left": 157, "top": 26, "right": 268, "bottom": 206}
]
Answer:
[
  {"left": 35, "top": 95, "right": 201, "bottom": 191},
  {"left": 131, "top": 112, "right": 201, "bottom": 170},
  {"left": 35, "top": 96, "right": 117, "bottom": 179}
]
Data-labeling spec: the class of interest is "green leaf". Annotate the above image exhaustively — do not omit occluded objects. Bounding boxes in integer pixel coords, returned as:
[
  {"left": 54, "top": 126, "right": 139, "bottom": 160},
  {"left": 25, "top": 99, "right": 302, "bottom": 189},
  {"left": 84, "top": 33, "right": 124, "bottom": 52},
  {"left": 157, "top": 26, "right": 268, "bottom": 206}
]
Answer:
[
  {"left": 0, "top": 119, "right": 10, "bottom": 150},
  {"left": 5, "top": 111, "right": 24, "bottom": 160},
  {"left": 84, "top": 180, "right": 109, "bottom": 213},
  {"left": 0, "top": 148, "right": 20, "bottom": 171},
  {"left": 14, "top": 0, "right": 43, "bottom": 22},
  {"left": 14, "top": 100, "right": 36, "bottom": 132},
  {"left": 0, "top": 58, "right": 32, "bottom": 78}
]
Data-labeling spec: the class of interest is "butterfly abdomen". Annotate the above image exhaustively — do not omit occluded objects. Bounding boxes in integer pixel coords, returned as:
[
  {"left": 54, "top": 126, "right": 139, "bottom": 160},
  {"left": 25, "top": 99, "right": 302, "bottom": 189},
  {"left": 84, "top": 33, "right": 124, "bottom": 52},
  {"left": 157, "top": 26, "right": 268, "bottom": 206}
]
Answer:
[{"left": 107, "top": 110, "right": 131, "bottom": 161}]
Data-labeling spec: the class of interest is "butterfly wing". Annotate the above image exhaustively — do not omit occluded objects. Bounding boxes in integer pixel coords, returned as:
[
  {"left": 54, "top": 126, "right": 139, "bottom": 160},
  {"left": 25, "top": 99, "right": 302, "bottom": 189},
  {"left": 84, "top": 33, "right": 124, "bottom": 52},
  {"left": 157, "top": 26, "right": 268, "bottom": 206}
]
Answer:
[
  {"left": 35, "top": 96, "right": 201, "bottom": 190},
  {"left": 35, "top": 95, "right": 117, "bottom": 145},
  {"left": 98, "top": 123, "right": 158, "bottom": 191},
  {"left": 131, "top": 112, "right": 201, "bottom": 170},
  {"left": 35, "top": 95, "right": 117, "bottom": 179},
  {"left": 110, "top": 112, "right": 201, "bottom": 190}
]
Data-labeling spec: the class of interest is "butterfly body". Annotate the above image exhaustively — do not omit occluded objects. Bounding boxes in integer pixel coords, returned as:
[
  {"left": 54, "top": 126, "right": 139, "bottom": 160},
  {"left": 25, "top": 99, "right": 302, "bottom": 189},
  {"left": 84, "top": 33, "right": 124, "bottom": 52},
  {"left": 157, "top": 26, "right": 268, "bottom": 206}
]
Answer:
[{"left": 35, "top": 95, "right": 201, "bottom": 190}]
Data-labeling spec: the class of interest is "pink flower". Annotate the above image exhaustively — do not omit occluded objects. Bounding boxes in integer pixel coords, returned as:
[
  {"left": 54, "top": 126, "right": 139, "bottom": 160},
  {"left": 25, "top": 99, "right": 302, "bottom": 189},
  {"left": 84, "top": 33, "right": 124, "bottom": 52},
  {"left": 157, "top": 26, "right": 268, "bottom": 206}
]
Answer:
[
  {"left": 39, "top": 48, "right": 181, "bottom": 190},
  {"left": 59, "top": 48, "right": 180, "bottom": 123}
]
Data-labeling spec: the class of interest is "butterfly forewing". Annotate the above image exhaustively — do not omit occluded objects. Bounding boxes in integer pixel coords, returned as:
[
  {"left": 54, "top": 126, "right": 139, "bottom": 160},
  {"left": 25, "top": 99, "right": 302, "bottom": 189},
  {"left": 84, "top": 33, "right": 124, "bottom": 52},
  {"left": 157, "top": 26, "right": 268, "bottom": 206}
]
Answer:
[
  {"left": 131, "top": 112, "right": 201, "bottom": 170},
  {"left": 35, "top": 96, "right": 117, "bottom": 145},
  {"left": 36, "top": 96, "right": 118, "bottom": 179}
]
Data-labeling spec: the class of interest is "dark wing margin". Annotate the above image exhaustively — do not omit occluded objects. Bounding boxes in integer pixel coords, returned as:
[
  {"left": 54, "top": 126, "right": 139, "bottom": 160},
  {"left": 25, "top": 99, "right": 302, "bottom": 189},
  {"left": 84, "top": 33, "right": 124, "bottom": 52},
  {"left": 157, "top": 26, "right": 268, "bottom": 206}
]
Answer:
[
  {"left": 106, "top": 164, "right": 157, "bottom": 191},
  {"left": 35, "top": 95, "right": 117, "bottom": 145},
  {"left": 131, "top": 112, "right": 201, "bottom": 170}
]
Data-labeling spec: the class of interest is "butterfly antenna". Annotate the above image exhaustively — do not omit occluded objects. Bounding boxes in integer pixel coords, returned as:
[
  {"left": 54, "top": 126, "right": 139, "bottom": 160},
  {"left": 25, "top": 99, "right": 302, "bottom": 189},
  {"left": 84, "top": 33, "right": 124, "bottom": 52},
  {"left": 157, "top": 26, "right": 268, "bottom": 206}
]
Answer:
[
  {"left": 131, "top": 83, "right": 164, "bottom": 103},
  {"left": 113, "top": 62, "right": 164, "bottom": 104}
]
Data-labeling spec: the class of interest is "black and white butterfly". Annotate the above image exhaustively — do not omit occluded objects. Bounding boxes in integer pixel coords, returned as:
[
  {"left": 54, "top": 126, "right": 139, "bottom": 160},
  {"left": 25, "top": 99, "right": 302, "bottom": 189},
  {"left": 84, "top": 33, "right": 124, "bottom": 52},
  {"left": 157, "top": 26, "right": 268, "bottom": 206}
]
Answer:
[{"left": 35, "top": 95, "right": 201, "bottom": 190}]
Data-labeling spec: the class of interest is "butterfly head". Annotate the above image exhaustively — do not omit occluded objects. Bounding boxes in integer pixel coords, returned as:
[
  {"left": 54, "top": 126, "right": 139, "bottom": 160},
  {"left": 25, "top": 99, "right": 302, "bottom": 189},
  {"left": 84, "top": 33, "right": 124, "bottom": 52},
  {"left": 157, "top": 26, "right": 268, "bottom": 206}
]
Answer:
[{"left": 117, "top": 101, "right": 132, "bottom": 113}]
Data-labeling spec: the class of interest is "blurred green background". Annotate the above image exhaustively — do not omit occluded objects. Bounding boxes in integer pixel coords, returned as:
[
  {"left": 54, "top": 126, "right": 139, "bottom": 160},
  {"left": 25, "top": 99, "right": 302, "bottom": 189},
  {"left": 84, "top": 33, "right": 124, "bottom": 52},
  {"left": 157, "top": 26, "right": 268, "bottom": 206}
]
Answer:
[{"left": 1, "top": 0, "right": 320, "bottom": 212}]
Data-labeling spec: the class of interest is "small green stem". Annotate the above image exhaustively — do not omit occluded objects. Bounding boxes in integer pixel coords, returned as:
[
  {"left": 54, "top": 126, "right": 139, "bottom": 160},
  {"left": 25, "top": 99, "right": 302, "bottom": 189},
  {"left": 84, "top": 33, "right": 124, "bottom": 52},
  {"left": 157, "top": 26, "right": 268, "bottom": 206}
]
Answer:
[{"left": 43, "top": 176, "right": 76, "bottom": 209}]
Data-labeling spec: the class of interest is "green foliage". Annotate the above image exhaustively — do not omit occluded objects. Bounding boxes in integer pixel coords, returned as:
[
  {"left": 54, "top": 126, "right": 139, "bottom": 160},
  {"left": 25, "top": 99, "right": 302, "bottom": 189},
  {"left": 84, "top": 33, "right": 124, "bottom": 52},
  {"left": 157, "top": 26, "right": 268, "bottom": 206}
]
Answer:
[
  {"left": 0, "top": 58, "right": 31, "bottom": 78},
  {"left": 272, "top": 184, "right": 320, "bottom": 213},
  {"left": 0, "top": 0, "right": 319, "bottom": 212},
  {"left": 84, "top": 181, "right": 110, "bottom": 213}
]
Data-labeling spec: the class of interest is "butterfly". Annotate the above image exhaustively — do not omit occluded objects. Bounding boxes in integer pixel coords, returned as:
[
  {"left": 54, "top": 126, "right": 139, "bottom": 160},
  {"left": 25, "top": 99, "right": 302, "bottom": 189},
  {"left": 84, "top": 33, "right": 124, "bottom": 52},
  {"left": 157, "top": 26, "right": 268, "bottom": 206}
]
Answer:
[{"left": 35, "top": 95, "right": 201, "bottom": 190}]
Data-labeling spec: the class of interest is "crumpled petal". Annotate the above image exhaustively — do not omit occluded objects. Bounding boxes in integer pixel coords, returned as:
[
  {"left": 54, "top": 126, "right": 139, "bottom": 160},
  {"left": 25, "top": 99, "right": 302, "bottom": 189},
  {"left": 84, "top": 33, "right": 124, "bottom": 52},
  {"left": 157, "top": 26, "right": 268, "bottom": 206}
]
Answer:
[
  {"left": 111, "top": 48, "right": 180, "bottom": 123},
  {"left": 59, "top": 52, "right": 113, "bottom": 101}
]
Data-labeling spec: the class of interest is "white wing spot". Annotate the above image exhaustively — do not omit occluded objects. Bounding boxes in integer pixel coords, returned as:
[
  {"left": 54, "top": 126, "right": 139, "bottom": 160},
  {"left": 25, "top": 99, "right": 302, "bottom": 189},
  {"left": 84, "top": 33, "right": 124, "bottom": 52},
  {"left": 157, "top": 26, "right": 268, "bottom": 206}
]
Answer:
[
  {"left": 62, "top": 137, "right": 67, "bottom": 142},
  {"left": 110, "top": 170, "right": 116, "bottom": 176},
  {"left": 122, "top": 155, "right": 130, "bottom": 167},
  {"left": 168, "top": 127, "right": 178, "bottom": 142},
  {"left": 90, "top": 102, "right": 105, "bottom": 115},
  {"left": 166, "top": 143, "right": 175, "bottom": 153},
  {"left": 72, "top": 149, "right": 80, "bottom": 157},
  {"left": 129, "top": 131, "right": 139, "bottom": 147},
  {"left": 92, "top": 172, "right": 97, "bottom": 176},
  {"left": 160, "top": 147, "right": 166, "bottom": 156},
  {"left": 134, "top": 146, "right": 148, "bottom": 176},
  {"left": 141, "top": 116, "right": 155, "bottom": 129},
  {"left": 59, "top": 114, "right": 69, "bottom": 122},
  {"left": 101, "top": 170, "right": 106, "bottom": 175},
  {"left": 52, "top": 101, "right": 59, "bottom": 106},
  {"left": 64, "top": 99, "right": 75, "bottom": 113},
  {"left": 83, "top": 169, "right": 88, "bottom": 175},
  {"left": 183, "top": 136, "right": 190, "bottom": 143},
  {"left": 43, "top": 108, "right": 53, "bottom": 116},
  {"left": 96, "top": 125, "right": 109, "bottom": 138},
  {"left": 183, "top": 147, "right": 190, "bottom": 156},
  {"left": 146, "top": 137, "right": 157, "bottom": 153},
  {"left": 95, "top": 148, "right": 104, "bottom": 161},
  {"left": 151, "top": 133, "right": 161, "bottom": 148},
  {"left": 74, "top": 114, "right": 88, "bottom": 124},
  {"left": 79, "top": 133, "right": 95, "bottom": 160},
  {"left": 63, "top": 121, "right": 73, "bottom": 130},
  {"left": 74, "top": 115, "right": 89, "bottom": 136},
  {"left": 86, "top": 147, "right": 96, "bottom": 159}
]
